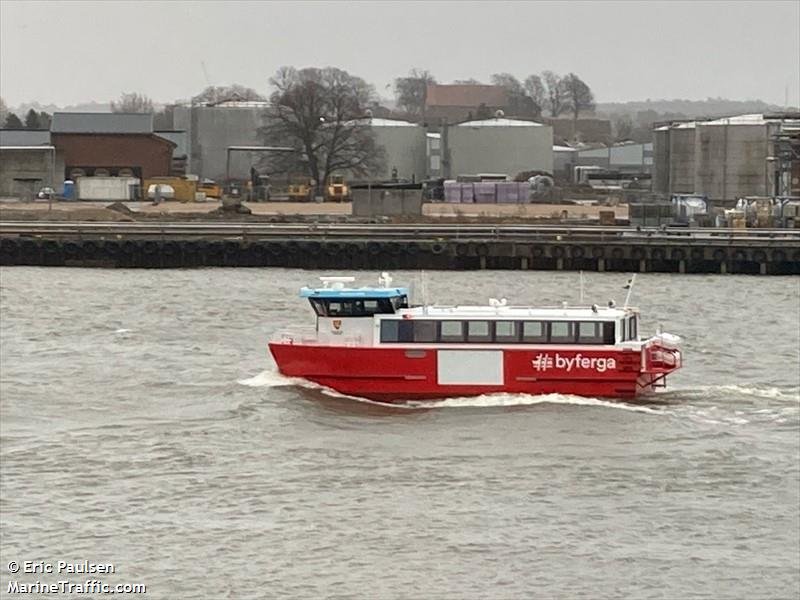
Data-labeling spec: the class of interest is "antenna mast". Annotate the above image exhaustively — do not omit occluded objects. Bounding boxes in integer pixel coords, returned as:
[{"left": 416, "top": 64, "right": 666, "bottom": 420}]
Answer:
[
  {"left": 623, "top": 274, "right": 637, "bottom": 309},
  {"left": 421, "top": 271, "right": 428, "bottom": 314}
]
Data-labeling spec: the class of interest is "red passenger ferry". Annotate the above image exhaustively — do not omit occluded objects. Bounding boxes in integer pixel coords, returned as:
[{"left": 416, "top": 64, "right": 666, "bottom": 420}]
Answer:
[{"left": 269, "top": 274, "right": 682, "bottom": 402}]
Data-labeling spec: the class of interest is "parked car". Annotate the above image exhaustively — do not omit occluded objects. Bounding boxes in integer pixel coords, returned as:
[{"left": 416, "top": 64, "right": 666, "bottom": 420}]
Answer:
[{"left": 37, "top": 187, "right": 55, "bottom": 200}]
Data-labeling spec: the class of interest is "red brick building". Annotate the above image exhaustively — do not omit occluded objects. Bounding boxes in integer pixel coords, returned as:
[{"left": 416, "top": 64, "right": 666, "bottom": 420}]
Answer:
[
  {"left": 51, "top": 113, "right": 175, "bottom": 180},
  {"left": 425, "top": 84, "right": 509, "bottom": 123}
]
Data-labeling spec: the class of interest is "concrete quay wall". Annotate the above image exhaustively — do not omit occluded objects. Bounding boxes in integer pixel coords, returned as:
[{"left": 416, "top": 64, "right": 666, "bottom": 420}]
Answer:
[{"left": 1, "top": 234, "right": 798, "bottom": 274}]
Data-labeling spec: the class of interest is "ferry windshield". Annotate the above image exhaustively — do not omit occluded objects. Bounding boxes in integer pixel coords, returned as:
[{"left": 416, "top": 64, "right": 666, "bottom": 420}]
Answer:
[{"left": 310, "top": 296, "right": 407, "bottom": 317}]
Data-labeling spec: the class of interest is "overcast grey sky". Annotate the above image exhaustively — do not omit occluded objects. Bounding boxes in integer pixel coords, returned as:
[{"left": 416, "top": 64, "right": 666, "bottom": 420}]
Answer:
[{"left": 1, "top": 0, "right": 798, "bottom": 108}]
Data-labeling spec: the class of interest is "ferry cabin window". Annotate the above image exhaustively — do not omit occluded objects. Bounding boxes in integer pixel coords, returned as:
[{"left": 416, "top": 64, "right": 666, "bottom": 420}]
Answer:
[
  {"left": 440, "top": 321, "right": 465, "bottom": 342},
  {"left": 380, "top": 319, "right": 616, "bottom": 345},
  {"left": 522, "top": 321, "right": 547, "bottom": 343},
  {"left": 577, "top": 322, "right": 602, "bottom": 344},
  {"left": 620, "top": 319, "right": 627, "bottom": 342},
  {"left": 467, "top": 321, "right": 492, "bottom": 342},
  {"left": 413, "top": 320, "right": 437, "bottom": 343},
  {"left": 380, "top": 319, "right": 414, "bottom": 343},
  {"left": 550, "top": 321, "right": 575, "bottom": 343},
  {"left": 495, "top": 321, "right": 519, "bottom": 343}
]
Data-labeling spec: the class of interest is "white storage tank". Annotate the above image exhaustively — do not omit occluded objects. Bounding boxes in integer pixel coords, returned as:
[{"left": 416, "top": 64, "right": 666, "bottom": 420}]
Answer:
[{"left": 447, "top": 118, "right": 553, "bottom": 179}]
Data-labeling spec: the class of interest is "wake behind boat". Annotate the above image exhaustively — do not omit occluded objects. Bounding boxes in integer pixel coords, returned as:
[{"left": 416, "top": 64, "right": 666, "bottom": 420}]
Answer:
[{"left": 268, "top": 273, "right": 682, "bottom": 403}]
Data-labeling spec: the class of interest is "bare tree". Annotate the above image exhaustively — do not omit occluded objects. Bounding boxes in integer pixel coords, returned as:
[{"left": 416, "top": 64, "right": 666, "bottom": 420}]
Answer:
[
  {"left": 111, "top": 92, "right": 154, "bottom": 113},
  {"left": 613, "top": 114, "right": 634, "bottom": 141},
  {"left": 192, "top": 84, "right": 266, "bottom": 105},
  {"left": 260, "top": 66, "right": 385, "bottom": 190},
  {"left": 562, "top": 73, "right": 595, "bottom": 122},
  {"left": 541, "top": 71, "right": 569, "bottom": 117},
  {"left": 491, "top": 72, "right": 539, "bottom": 118},
  {"left": 0, "top": 97, "right": 8, "bottom": 124},
  {"left": 452, "top": 78, "right": 483, "bottom": 85},
  {"left": 524, "top": 75, "right": 546, "bottom": 112},
  {"left": 394, "top": 68, "right": 436, "bottom": 119}
]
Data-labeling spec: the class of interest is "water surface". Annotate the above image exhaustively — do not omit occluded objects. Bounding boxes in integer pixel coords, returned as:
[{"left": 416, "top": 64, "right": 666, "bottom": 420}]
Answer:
[{"left": 1, "top": 268, "right": 798, "bottom": 599}]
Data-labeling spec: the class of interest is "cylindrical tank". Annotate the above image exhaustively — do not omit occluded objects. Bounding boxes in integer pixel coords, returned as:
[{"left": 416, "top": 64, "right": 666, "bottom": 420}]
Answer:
[{"left": 63, "top": 180, "right": 75, "bottom": 201}]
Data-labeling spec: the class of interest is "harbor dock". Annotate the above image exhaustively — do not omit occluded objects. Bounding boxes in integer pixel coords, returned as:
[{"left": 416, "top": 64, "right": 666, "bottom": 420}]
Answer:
[{"left": 1, "top": 221, "right": 798, "bottom": 274}]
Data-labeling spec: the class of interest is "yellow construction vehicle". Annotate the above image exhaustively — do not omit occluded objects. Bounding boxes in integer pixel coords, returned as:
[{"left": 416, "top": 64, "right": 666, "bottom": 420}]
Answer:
[
  {"left": 287, "top": 175, "right": 314, "bottom": 202},
  {"left": 326, "top": 174, "right": 351, "bottom": 202},
  {"left": 198, "top": 179, "right": 223, "bottom": 199}
]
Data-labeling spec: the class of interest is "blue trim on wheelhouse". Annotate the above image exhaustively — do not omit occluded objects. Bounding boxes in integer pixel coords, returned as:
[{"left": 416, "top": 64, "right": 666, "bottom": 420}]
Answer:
[{"left": 300, "top": 287, "right": 410, "bottom": 299}]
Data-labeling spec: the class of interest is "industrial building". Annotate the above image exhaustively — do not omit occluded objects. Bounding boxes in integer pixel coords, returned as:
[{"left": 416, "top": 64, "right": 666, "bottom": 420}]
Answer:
[
  {"left": 552, "top": 141, "right": 654, "bottom": 183},
  {"left": 51, "top": 112, "right": 175, "bottom": 182},
  {"left": 445, "top": 118, "right": 553, "bottom": 178},
  {"left": 173, "top": 100, "right": 269, "bottom": 181},
  {"left": 552, "top": 145, "right": 577, "bottom": 181},
  {"left": 0, "top": 130, "right": 61, "bottom": 200},
  {"left": 546, "top": 117, "right": 612, "bottom": 144},
  {"left": 653, "top": 113, "right": 800, "bottom": 204},
  {"left": 363, "top": 118, "right": 428, "bottom": 182},
  {"left": 154, "top": 129, "right": 189, "bottom": 175}
]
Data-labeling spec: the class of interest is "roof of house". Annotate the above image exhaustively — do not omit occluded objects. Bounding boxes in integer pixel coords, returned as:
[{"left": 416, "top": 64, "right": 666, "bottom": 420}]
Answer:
[
  {"left": 51, "top": 112, "right": 154, "bottom": 134},
  {"left": 458, "top": 118, "right": 544, "bottom": 127},
  {"left": 655, "top": 113, "right": 800, "bottom": 131},
  {"left": 426, "top": 84, "right": 509, "bottom": 108},
  {"left": 0, "top": 129, "right": 52, "bottom": 146},
  {"left": 155, "top": 130, "right": 188, "bottom": 155},
  {"left": 365, "top": 117, "right": 418, "bottom": 127}
]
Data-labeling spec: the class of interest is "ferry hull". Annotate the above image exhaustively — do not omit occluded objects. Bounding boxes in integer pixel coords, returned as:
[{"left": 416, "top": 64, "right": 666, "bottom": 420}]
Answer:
[{"left": 268, "top": 343, "right": 674, "bottom": 402}]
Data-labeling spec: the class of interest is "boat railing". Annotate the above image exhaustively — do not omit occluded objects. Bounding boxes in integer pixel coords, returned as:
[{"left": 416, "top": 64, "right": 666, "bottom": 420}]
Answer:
[
  {"left": 406, "top": 304, "right": 634, "bottom": 314},
  {"left": 270, "top": 331, "right": 364, "bottom": 347},
  {"left": 270, "top": 330, "right": 318, "bottom": 345},
  {"left": 643, "top": 336, "right": 682, "bottom": 373}
]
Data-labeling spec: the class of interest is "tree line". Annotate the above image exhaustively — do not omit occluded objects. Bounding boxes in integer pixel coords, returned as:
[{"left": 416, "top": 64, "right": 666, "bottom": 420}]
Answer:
[
  {"left": 394, "top": 69, "right": 595, "bottom": 122},
  {"left": 1, "top": 98, "right": 52, "bottom": 129},
  {"left": 1, "top": 66, "right": 595, "bottom": 187}
]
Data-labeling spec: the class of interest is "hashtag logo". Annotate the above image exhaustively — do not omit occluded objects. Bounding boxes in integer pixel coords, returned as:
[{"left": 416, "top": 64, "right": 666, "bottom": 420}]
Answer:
[{"left": 532, "top": 354, "right": 553, "bottom": 371}]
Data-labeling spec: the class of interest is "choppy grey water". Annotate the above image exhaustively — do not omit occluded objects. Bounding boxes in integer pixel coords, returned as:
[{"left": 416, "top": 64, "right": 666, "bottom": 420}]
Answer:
[{"left": 0, "top": 267, "right": 798, "bottom": 600}]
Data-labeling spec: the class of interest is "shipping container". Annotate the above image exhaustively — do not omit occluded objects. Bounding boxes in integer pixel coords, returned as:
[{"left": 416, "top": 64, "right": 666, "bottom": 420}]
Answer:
[{"left": 76, "top": 176, "right": 140, "bottom": 201}]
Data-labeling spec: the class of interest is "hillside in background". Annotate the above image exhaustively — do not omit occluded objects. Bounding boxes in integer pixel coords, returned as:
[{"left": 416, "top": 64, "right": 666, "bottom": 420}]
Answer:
[
  {"left": 8, "top": 101, "right": 112, "bottom": 117},
  {"left": 593, "top": 98, "right": 799, "bottom": 143},
  {"left": 596, "top": 98, "right": 796, "bottom": 119}
]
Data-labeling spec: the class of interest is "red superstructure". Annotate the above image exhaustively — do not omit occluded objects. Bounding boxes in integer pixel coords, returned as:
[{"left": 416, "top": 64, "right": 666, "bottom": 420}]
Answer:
[{"left": 269, "top": 274, "right": 682, "bottom": 403}]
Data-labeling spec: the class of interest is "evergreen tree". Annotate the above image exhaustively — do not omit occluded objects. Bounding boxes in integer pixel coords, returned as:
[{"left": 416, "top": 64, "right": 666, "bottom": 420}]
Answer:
[
  {"left": 24, "top": 108, "right": 40, "bottom": 129},
  {"left": 38, "top": 111, "right": 52, "bottom": 129},
  {"left": 3, "top": 112, "right": 23, "bottom": 128}
]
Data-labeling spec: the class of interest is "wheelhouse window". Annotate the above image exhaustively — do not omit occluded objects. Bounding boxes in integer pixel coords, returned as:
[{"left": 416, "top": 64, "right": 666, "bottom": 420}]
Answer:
[
  {"left": 603, "top": 322, "right": 616, "bottom": 344},
  {"left": 466, "top": 321, "right": 492, "bottom": 342},
  {"left": 440, "top": 321, "right": 465, "bottom": 343},
  {"left": 310, "top": 297, "right": 400, "bottom": 317},
  {"left": 549, "top": 321, "right": 575, "bottom": 343},
  {"left": 628, "top": 316, "right": 638, "bottom": 340},
  {"left": 522, "top": 321, "right": 547, "bottom": 343}
]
